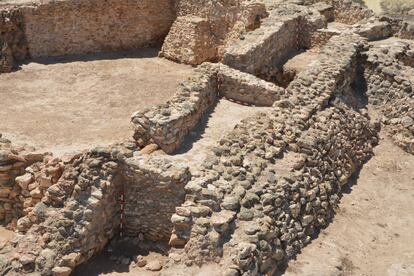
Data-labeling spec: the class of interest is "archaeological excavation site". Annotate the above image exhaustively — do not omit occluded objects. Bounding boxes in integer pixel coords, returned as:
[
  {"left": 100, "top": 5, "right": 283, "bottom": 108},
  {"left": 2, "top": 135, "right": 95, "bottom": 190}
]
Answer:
[{"left": 0, "top": 0, "right": 413, "bottom": 275}]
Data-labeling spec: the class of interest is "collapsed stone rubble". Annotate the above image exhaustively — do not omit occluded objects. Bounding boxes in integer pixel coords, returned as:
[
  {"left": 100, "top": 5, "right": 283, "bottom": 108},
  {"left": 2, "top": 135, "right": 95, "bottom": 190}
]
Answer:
[{"left": 0, "top": 0, "right": 413, "bottom": 275}]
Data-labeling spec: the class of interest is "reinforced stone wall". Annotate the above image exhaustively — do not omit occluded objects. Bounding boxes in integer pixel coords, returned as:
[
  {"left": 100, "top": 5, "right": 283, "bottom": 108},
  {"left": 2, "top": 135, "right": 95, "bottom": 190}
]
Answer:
[
  {"left": 21, "top": 0, "right": 175, "bottom": 58},
  {"left": 131, "top": 63, "right": 288, "bottom": 153}
]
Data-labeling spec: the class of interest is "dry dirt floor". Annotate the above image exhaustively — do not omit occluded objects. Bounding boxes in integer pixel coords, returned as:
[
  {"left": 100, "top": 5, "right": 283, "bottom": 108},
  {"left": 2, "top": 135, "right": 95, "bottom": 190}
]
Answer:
[
  {"left": 283, "top": 133, "right": 414, "bottom": 276},
  {"left": 0, "top": 48, "right": 193, "bottom": 155}
]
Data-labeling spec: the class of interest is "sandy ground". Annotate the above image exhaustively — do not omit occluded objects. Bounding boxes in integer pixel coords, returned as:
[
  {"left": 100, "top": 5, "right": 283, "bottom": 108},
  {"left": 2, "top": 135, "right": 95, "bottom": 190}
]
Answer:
[
  {"left": 283, "top": 134, "right": 414, "bottom": 276},
  {"left": 0, "top": 49, "right": 193, "bottom": 155}
]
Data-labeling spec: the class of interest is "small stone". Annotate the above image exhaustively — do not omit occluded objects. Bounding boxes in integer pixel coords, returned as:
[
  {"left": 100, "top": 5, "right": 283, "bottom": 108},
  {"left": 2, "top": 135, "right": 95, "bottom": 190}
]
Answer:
[
  {"left": 20, "top": 254, "right": 36, "bottom": 265},
  {"left": 238, "top": 208, "right": 254, "bottom": 221},
  {"left": 135, "top": 255, "right": 147, "bottom": 267},
  {"left": 211, "top": 210, "right": 235, "bottom": 233},
  {"left": 15, "top": 173, "right": 33, "bottom": 190},
  {"left": 61, "top": 253, "right": 80, "bottom": 268},
  {"left": 52, "top": 266, "right": 72, "bottom": 276},
  {"left": 221, "top": 196, "right": 240, "bottom": 211},
  {"left": 146, "top": 260, "right": 163, "bottom": 271}
]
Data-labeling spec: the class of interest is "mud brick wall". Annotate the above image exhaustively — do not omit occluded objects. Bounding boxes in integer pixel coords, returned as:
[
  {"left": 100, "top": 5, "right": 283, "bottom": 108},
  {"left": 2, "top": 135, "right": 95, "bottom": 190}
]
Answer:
[
  {"left": 0, "top": 7, "right": 28, "bottom": 73},
  {"left": 123, "top": 155, "right": 191, "bottom": 241},
  {"left": 21, "top": 0, "right": 175, "bottom": 58}
]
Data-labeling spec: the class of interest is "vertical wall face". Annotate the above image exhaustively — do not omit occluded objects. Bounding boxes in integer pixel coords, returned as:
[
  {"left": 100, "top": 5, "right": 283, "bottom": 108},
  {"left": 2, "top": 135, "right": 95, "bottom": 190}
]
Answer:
[
  {"left": 123, "top": 155, "right": 191, "bottom": 241},
  {"left": 22, "top": 0, "right": 176, "bottom": 58},
  {"left": 0, "top": 8, "right": 28, "bottom": 72}
]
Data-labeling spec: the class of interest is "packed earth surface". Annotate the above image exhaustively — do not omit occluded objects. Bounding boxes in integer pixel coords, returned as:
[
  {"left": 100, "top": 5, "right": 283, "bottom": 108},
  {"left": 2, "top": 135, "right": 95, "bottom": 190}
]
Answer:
[{"left": 0, "top": 0, "right": 413, "bottom": 276}]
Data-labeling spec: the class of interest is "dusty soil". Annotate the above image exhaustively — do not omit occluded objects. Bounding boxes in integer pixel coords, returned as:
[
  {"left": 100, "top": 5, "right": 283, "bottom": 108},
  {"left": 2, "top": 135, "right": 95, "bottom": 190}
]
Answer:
[
  {"left": 283, "top": 133, "right": 414, "bottom": 276},
  {"left": 0, "top": 48, "right": 193, "bottom": 155}
]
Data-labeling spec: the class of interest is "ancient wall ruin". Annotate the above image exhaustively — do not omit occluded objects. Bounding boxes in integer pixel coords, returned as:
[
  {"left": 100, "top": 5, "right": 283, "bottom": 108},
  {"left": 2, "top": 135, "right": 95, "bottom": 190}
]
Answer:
[
  {"left": 0, "top": 7, "right": 28, "bottom": 73},
  {"left": 365, "top": 40, "right": 414, "bottom": 153},
  {"left": 123, "top": 155, "right": 191, "bottom": 241},
  {"left": 160, "top": 0, "right": 268, "bottom": 65},
  {"left": 21, "top": 0, "right": 175, "bottom": 58},
  {"left": 1, "top": 0, "right": 413, "bottom": 275}
]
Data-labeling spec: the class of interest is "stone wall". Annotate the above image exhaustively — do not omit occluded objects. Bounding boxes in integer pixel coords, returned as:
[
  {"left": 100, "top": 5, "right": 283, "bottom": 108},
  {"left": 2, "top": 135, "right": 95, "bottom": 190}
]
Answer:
[
  {"left": 332, "top": 0, "right": 374, "bottom": 24},
  {"left": 0, "top": 142, "right": 147, "bottom": 275},
  {"left": 223, "top": 3, "right": 326, "bottom": 79},
  {"left": 123, "top": 155, "right": 191, "bottom": 241},
  {"left": 160, "top": 0, "right": 267, "bottom": 65},
  {"left": 0, "top": 7, "right": 28, "bottom": 73},
  {"left": 160, "top": 16, "right": 218, "bottom": 65},
  {"left": 218, "top": 64, "right": 286, "bottom": 106},
  {"left": 365, "top": 40, "right": 414, "bottom": 154},
  {"left": 131, "top": 63, "right": 219, "bottom": 154},
  {"left": 0, "top": 135, "right": 45, "bottom": 226},
  {"left": 166, "top": 34, "right": 377, "bottom": 275},
  {"left": 21, "top": 0, "right": 175, "bottom": 58}
]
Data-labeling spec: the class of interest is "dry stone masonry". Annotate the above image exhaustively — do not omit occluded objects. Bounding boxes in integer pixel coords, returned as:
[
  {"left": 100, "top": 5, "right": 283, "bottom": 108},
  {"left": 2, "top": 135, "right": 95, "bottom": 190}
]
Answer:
[{"left": 0, "top": 0, "right": 413, "bottom": 275}]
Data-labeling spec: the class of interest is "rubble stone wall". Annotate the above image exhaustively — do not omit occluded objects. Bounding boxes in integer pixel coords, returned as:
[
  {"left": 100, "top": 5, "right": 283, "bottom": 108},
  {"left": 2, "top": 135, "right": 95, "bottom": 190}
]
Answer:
[
  {"left": 166, "top": 34, "right": 377, "bottom": 275},
  {"left": 21, "top": 0, "right": 175, "bottom": 58},
  {"left": 0, "top": 135, "right": 45, "bottom": 226},
  {"left": 365, "top": 40, "right": 414, "bottom": 154},
  {"left": 223, "top": 4, "right": 326, "bottom": 78},
  {"left": 0, "top": 7, "right": 28, "bottom": 73},
  {"left": 131, "top": 63, "right": 219, "bottom": 154},
  {"left": 218, "top": 64, "right": 286, "bottom": 106},
  {"left": 123, "top": 155, "right": 191, "bottom": 241},
  {"left": 332, "top": 0, "right": 374, "bottom": 24},
  {"left": 160, "top": 0, "right": 267, "bottom": 65},
  {"left": 0, "top": 145, "right": 130, "bottom": 275}
]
